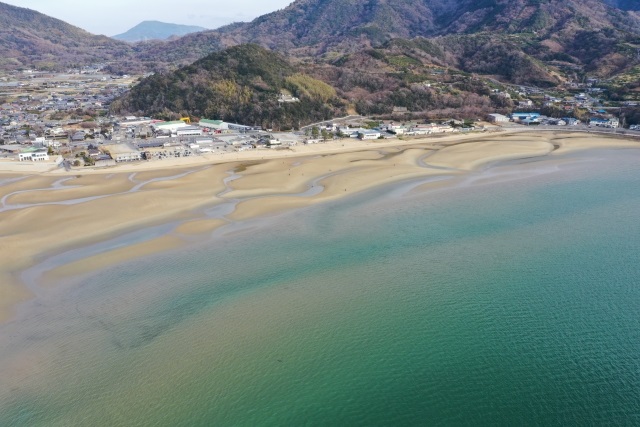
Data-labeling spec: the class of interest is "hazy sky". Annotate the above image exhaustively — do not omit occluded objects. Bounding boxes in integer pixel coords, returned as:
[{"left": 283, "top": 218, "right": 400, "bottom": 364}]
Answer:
[{"left": 2, "top": 0, "right": 293, "bottom": 36}]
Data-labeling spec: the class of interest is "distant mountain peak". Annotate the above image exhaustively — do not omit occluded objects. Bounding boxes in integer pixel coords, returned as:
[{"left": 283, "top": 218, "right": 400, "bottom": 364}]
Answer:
[{"left": 113, "top": 21, "right": 208, "bottom": 43}]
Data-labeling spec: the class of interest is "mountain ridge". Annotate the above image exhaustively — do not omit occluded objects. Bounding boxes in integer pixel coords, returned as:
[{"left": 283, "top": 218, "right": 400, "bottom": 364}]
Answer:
[
  {"left": 0, "top": 1, "right": 133, "bottom": 70},
  {"left": 134, "top": 0, "right": 640, "bottom": 81},
  {"left": 1, "top": 0, "right": 639, "bottom": 103},
  {"left": 115, "top": 0, "right": 640, "bottom": 126},
  {"left": 154, "top": 0, "right": 640, "bottom": 52},
  {"left": 113, "top": 21, "right": 208, "bottom": 43}
]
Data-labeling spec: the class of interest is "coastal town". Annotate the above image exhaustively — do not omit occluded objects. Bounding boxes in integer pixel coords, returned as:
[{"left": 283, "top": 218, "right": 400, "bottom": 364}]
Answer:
[{"left": 1, "top": 67, "right": 639, "bottom": 170}]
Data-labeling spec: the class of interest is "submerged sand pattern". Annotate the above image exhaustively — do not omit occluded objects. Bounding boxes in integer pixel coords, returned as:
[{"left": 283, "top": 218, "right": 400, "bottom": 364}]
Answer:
[{"left": 0, "top": 131, "right": 638, "bottom": 321}]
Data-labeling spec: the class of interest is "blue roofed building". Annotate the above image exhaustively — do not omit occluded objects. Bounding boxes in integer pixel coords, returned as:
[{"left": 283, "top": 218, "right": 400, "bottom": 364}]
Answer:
[{"left": 511, "top": 112, "right": 541, "bottom": 122}]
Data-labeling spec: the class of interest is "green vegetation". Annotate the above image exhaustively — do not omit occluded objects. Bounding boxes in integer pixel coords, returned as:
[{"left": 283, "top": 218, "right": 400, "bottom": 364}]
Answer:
[
  {"left": 285, "top": 73, "right": 337, "bottom": 102},
  {"left": 387, "top": 55, "right": 422, "bottom": 68},
  {"left": 112, "top": 45, "right": 344, "bottom": 130}
]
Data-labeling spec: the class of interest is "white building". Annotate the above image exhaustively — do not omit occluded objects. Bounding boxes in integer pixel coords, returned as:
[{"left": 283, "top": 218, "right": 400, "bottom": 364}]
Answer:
[
  {"left": 386, "top": 124, "right": 406, "bottom": 134},
  {"left": 176, "top": 126, "right": 203, "bottom": 137},
  {"left": 19, "top": 150, "right": 49, "bottom": 161},
  {"left": 413, "top": 124, "right": 455, "bottom": 133},
  {"left": 32, "top": 136, "right": 60, "bottom": 148},
  {"left": 487, "top": 113, "right": 510, "bottom": 123},
  {"left": 153, "top": 121, "right": 189, "bottom": 134},
  {"left": 227, "top": 123, "right": 253, "bottom": 132},
  {"left": 198, "top": 119, "right": 229, "bottom": 130},
  {"left": 119, "top": 118, "right": 154, "bottom": 128},
  {"left": 590, "top": 118, "right": 619, "bottom": 128},
  {"left": 278, "top": 94, "right": 300, "bottom": 103},
  {"left": 358, "top": 130, "right": 382, "bottom": 140}
]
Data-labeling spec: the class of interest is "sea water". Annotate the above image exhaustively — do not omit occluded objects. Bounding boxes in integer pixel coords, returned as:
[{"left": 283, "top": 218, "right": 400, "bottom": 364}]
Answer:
[{"left": 1, "top": 149, "right": 640, "bottom": 426}]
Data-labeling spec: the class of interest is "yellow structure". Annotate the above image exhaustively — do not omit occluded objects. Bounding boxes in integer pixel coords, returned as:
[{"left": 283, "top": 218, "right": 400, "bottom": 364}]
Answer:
[{"left": 180, "top": 117, "right": 191, "bottom": 124}]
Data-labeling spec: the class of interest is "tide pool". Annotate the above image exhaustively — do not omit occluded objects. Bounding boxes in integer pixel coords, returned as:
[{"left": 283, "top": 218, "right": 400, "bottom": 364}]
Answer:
[{"left": 1, "top": 149, "right": 640, "bottom": 426}]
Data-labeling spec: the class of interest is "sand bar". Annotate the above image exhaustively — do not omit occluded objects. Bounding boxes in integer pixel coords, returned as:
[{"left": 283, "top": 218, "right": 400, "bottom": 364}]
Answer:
[{"left": 0, "top": 130, "right": 638, "bottom": 322}]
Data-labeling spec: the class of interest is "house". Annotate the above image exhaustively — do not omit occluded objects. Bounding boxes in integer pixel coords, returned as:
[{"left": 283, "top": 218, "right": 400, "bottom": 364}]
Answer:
[
  {"left": 87, "top": 148, "right": 102, "bottom": 158},
  {"left": 133, "top": 125, "right": 153, "bottom": 138},
  {"left": 71, "top": 131, "right": 86, "bottom": 142},
  {"left": 385, "top": 123, "right": 406, "bottom": 134},
  {"left": 33, "top": 136, "right": 59, "bottom": 148},
  {"left": 101, "top": 143, "right": 141, "bottom": 162},
  {"left": 278, "top": 94, "right": 300, "bottom": 103},
  {"left": 413, "top": 124, "right": 454, "bottom": 133},
  {"left": 590, "top": 118, "right": 618, "bottom": 128}
]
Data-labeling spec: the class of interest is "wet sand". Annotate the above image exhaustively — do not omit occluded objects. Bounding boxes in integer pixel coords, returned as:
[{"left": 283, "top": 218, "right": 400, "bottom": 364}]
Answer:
[{"left": 0, "top": 131, "right": 638, "bottom": 322}]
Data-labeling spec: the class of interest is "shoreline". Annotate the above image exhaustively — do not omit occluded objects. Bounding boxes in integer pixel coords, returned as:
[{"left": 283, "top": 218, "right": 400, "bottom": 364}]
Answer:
[{"left": 1, "top": 130, "right": 639, "bottom": 322}]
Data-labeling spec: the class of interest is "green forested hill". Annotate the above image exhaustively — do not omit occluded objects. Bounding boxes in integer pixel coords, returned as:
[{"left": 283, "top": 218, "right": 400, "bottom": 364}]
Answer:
[
  {"left": 111, "top": 45, "right": 344, "bottom": 129},
  {"left": 113, "top": 42, "right": 525, "bottom": 127}
]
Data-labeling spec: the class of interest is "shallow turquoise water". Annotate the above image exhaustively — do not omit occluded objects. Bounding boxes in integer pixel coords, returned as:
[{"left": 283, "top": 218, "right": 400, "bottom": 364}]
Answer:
[{"left": 1, "top": 150, "right": 640, "bottom": 426}]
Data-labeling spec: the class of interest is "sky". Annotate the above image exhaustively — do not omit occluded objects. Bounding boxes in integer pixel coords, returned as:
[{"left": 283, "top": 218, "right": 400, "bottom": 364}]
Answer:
[{"left": 2, "top": 0, "right": 293, "bottom": 36}]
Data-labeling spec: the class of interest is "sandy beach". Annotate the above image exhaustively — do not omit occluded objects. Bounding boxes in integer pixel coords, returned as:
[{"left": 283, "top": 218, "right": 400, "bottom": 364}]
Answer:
[{"left": 1, "top": 130, "right": 638, "bottom": 322}]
